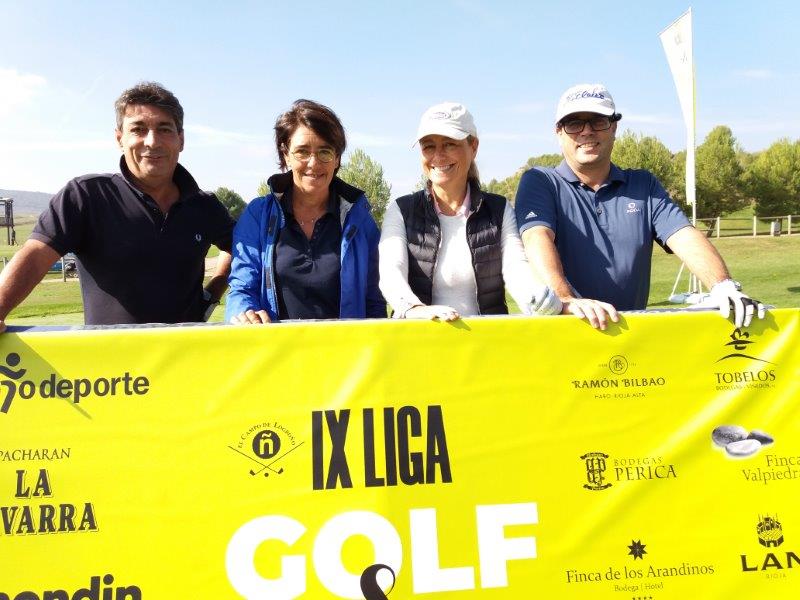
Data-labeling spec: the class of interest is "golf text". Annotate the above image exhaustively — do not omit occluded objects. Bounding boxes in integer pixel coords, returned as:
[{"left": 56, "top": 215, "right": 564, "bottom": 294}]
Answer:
[{"left": 226, "top": 503, "right": 538, "bottom": 597}]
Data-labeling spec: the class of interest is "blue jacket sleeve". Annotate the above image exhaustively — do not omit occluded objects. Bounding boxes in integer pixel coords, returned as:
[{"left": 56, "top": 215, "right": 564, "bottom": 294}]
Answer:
[
  {"left": 225, "top": 199, "right": 266, "bottom": 322},
  {"left": 365, "top": 217, "right": 387, "bottom": 318}
]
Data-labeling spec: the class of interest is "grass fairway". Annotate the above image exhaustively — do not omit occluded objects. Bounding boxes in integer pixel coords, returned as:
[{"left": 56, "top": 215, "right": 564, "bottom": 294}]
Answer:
[
  {"left": 1, "top": 233, "right": 798, "bottom": 326},
  {"left": 647, "top": 235, "right": 800, "bottom": 308}
]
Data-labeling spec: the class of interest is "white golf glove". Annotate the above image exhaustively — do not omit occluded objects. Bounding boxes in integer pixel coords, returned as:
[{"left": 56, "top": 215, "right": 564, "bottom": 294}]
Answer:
[
  {"left": 708, "top": 279, "right": 765, "bottom": 327},
  {"left": 528, "top": 286, "right": 563, "bottom": 316}
]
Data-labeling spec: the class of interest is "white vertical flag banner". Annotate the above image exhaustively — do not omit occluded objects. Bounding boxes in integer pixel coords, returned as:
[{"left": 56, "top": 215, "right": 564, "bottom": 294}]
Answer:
[{"left": 660, "top": 8, "right": 696, "bottom": 211}]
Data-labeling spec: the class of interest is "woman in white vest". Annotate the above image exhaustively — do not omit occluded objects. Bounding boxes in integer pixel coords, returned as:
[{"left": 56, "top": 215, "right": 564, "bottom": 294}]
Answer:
[{"left": 378, "top": 102, "right": 571, "bottom": 321}]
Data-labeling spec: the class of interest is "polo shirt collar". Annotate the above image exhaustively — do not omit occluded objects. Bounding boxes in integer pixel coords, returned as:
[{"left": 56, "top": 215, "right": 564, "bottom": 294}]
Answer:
[
  {"left": 118, "top": 156, "right": 201, "bottom": 201},
  {"left": 278, "top": 184, "right": 338, "bottom": 217},
  {"left": 268, "top": 171, "right": 361, "bottom": 209},
  {"left": 607, "top": 163, "right": 626, "bottom": 183},
  {"left": 556, "top": 160, "right": 626, "bottom": 185}
]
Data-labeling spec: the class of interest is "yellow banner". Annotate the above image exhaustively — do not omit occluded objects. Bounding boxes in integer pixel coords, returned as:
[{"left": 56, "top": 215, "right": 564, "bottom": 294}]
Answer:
[{"left": 1, "top": 309, "right": 799, "bottom": 599}]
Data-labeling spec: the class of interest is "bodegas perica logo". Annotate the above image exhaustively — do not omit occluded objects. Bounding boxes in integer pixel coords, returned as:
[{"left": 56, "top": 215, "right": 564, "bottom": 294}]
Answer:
[
  {"left": 714, "top": 328, "right": 777, "bottom": 391},
  {"left": 580, "top": 451, "right": 678, "bottom": 491},
  {"left": 228, "top": 421, "right": 304, "bottom": 479}
]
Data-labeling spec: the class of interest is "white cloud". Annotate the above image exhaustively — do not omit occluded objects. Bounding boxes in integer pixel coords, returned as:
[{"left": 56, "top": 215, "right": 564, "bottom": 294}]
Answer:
[
  {"left": 722, "top": 118, "right": 800, "bottom": 135},
  {"left": 185, "top": 124, "right": 266, "bottom": 145},
  {"left": 621, "top": 112, "right": 677, "bottom": 125},
  {"left": 449, "top": 0, "right": 505, "bottom": 27},
  {"left": 480, "top": 132, "right": 530, "bottom": 141},
  {"left": 349, "top": 132, "right": 398, "bottom": 148},
  {"left": 0, "top": 68, "right": 46, "bottom": 116},
  {"left": 509, "top": 102, "right": 547, "bottom": 114},
  {"left": 734, "top": 69, "right": 775, "bottom": 80},
  {"left": 0, "top": 139, "right": 113, "bottom": 151}
]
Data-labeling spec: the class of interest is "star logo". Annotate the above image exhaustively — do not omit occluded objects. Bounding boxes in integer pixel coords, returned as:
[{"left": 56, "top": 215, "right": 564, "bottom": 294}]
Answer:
[{"left": 628, "top": 539, "right": 647, "bottom": 560}]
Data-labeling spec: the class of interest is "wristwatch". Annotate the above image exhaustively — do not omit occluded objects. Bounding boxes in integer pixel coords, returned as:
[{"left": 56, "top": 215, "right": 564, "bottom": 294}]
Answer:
[
  {"left": 202, "top": 289, "right": 220, "bottom": 321},
  {"left": 713, "top": 279, "right": 742, "bottom": 292}
]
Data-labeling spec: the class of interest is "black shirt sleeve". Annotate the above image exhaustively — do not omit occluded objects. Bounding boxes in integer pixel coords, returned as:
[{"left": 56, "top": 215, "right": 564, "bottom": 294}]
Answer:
[
  {"left": 29, "top": 178, "right": 88, "bottom": 256},
  {"left": 206, "top": 192, "right": 235, "bottom": 253}
]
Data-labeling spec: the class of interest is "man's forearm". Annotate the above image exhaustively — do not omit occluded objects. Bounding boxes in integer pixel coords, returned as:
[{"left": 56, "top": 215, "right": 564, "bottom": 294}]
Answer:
[
  {"left": 667, "top": 227, "right": 731, "bottom": 289},
  {"left": 0, "top": 240, "right": 61, "bottom": 321},
  {"left": 204, "top": 250, "right": 232, "bottom": 301},
  {"left": 521, "top": 227, "right": 575, "bottom": 299}
]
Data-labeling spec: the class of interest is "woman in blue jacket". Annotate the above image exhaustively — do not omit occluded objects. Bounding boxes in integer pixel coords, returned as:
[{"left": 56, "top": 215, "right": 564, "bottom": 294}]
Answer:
[{"left": 226, "top": 99, "right": 385, "bottom": 323}]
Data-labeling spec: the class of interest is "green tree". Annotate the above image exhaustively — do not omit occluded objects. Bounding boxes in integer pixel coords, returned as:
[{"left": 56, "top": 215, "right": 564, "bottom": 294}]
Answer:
[
  {"left": 694, "top": 126, "right": 746, "bottom": 216},
  {"left": 338, "top": 149, "right": 392, "bottom": 225},
  {"left": 215, "top": 187, "right": 246, "bottom": 221},
  {"left": 256, "top": 179, "right": 270, "bottom": 197},
  {"left": 525, "top": 153, "right": 562, "bottom": 169},
  {"left": 742, "top": 139, "right": 800, "bottom": 216},
  {"left": 612, "top": 130, "right": 677, "bottom": 191},
  {"left": 670, "top": 149, "right": 687, "bottom": 207},
  {"left": 484, "top": 153, "right": 563, "bottom": 202}
]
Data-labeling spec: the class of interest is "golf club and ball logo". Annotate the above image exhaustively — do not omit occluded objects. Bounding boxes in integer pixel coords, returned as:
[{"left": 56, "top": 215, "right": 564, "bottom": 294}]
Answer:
[{"left": 229, "top": 422, "right": 304, "bottom": 478}]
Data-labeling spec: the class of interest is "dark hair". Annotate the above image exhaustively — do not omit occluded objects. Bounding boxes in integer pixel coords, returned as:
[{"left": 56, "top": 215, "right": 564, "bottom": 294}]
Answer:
[
  {"left": 274, "top": 99, "right": 347, "bottom": 171},
  {"left": 115, "top": 82, "right": 184, "bottom": 132}
]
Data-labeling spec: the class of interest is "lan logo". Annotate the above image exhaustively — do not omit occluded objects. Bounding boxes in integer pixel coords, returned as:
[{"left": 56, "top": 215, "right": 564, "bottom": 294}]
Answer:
[{"left": 758, "top": 515, "right": 784, "bottom": 548}]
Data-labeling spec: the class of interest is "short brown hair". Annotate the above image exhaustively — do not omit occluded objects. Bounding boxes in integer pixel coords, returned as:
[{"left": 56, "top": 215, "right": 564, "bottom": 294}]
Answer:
[
  {"left": 115, "top": 82, "right": 184, "bottom": 132},
  {"left": 274, "top": 99, "right": 346, "bottom": 170}
]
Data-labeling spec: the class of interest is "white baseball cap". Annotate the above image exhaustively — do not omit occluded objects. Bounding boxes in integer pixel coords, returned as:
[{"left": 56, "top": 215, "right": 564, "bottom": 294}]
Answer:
[
  {"left": 416, "top": 102, "right": 478, "bottom": 142},
  {"left": 555, "top": 84, "right": 617, "bottom": 123}
]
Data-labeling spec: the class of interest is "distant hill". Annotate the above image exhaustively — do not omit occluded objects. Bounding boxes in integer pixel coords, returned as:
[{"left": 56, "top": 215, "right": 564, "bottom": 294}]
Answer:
[{"left": 0, "top": 189, "right": 54, "bottom": 216}]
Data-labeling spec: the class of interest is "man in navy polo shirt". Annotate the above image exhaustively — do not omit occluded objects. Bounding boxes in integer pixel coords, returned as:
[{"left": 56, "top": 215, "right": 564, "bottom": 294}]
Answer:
[
  {"left": 515, "top": 83, "right": 765, "bottom": 330},
  {"left": 0, "top": 82, "right": 234, "bottom": 329}
]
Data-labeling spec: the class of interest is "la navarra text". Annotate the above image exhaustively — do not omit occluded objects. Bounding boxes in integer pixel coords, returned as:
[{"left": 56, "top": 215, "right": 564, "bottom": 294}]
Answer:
[
  {"left": 312, "top": 405, "right": 452, "bottom": 490},
  {"left": 2, "top": 469, "right": 97, "bottom": 536}
]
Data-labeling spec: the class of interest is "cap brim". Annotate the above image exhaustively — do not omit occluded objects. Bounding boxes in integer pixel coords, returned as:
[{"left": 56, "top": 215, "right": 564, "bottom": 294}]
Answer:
[
  {"left": 415, "top": 123, "right": 472, "bottom": 143},
  {"left": 555, "top": 101, "right": 615, "bottom": 123}
]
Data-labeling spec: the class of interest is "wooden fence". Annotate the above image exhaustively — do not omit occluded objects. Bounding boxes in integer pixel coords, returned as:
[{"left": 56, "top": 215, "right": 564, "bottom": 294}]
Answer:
[{"left": 696, "top": 214, "right": 800, "bottom": 237}]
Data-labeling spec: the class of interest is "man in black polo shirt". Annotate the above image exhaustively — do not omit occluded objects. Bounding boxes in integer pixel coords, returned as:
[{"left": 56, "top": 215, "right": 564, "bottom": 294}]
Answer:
[{"left": 0, "top": 82, "right": 234, "bottom": 329}]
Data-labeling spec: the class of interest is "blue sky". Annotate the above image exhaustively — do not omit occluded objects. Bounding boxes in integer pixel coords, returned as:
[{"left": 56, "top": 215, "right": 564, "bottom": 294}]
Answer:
[{"left": 2, "top": 0, "right": 798, "bottom": 199}]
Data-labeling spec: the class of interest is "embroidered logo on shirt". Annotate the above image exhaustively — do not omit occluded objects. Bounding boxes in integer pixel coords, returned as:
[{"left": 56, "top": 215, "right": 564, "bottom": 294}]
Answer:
[
  {"left": 626, "top": 202, "right": 641, "bottom": 214},
  {"left": 195, "top": 234, "right": 203, "bottom": 242},
  {"left": 525, "top": 210, "right": 538, "bottom": 219}
]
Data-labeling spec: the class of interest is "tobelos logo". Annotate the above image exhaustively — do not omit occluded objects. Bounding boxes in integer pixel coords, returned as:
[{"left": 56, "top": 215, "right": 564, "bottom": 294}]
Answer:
[
  {"left": 581, "top": 452, "right": 612, "bottom": 491},
  {"left": 229, "top": 421, "right": 304, "bottom": 478},
  {"left": 0, "top": 352, "right": 150, "bottom": 414},
  {"left": 717, "top": 328, "right": 773, "bottom": 364},
  {"left": 714, "top": 329, "right": 777, "bottom": 391}
]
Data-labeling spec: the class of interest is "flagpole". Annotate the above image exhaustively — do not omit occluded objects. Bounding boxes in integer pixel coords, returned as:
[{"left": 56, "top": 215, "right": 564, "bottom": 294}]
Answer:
[{"left": 660, "top": 8, "right": 701, "bottom": 300}]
